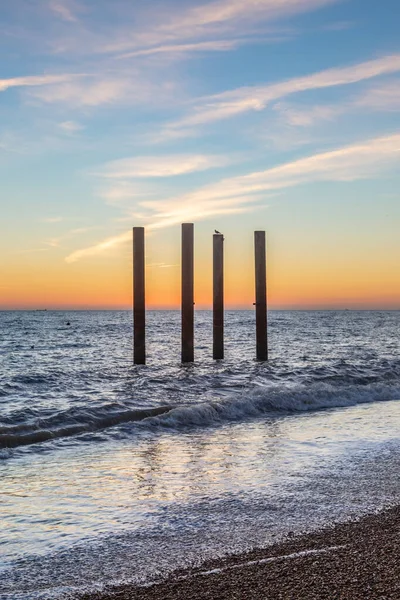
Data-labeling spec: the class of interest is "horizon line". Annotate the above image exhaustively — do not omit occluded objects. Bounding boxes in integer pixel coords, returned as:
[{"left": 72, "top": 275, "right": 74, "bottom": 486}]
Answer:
[{"left": 1, "top": 307, "right": 399, "bottom": 312}]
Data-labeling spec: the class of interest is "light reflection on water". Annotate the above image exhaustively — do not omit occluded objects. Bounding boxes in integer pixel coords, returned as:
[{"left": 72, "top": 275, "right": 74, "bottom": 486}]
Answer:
[{"left": 2, "top": 399, "right": 400, "bottom": 569}]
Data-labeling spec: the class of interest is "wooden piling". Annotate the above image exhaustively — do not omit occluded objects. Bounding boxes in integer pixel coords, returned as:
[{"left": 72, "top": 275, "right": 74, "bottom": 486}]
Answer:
[
  {"left": 181, "top": 223, "right": 194, "bottom": 362},
  {"left": 133, "top": 227, "right": 146, "bottom": 365},
  {"left": 254, "top": 231, "right": 268, "bottom": 361},
  {"left": 213, "top": 233, "right": 224, "bottom": 359}
]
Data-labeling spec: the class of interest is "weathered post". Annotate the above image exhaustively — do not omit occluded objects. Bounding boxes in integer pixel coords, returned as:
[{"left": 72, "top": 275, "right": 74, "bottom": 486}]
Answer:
[
  {"left": 213, "top": 233, "right": 224, "bottom": 359},
  {"left": 133, "top": 227, "right": 146, "bottom": 365},
  {"left": 254, "top": 231, "right": 268, "bottom": 361},
  {"left": 181, "top": 223, "right": 194, "bottom": 362}
]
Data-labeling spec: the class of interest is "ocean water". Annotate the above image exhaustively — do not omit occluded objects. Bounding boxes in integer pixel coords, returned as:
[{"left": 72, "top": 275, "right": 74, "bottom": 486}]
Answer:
[{"left": 1, "top": 310, "right": 400, "bottom": 599}]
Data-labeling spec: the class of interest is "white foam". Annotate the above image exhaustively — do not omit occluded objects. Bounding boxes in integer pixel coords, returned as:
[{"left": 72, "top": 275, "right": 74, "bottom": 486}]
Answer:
[
  {"left": 180, "top": 545, "right": 347, "bottom": 580},
  {"left": 145, "top": 382, "right": 400, "bottom": 430}
]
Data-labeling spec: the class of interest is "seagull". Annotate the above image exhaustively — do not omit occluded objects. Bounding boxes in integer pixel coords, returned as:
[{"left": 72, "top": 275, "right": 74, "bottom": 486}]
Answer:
[{"left": 214, "top": 229, "right": 222, "bottom": 235}]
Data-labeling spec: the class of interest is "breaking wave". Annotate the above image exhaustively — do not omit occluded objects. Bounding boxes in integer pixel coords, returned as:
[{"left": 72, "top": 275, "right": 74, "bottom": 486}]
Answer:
[
  {"left": 0, "top": 405, "right": 171, "bottom": 449},
  {"left": 144, "top": 381, "right": 400, "bottom": 429},
  {"left": 2, "top": 381, "right": 400, "bottom": 450}
]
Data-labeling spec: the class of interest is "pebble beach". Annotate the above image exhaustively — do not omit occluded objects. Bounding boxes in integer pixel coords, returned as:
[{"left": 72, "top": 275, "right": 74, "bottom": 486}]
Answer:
[{"left": 77, "top": 505, "right": 400, "bottom": 600}]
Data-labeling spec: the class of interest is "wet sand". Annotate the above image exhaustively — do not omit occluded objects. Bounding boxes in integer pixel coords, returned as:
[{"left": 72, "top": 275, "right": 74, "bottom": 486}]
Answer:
[{"left": 78, "top": 505, "right": 400, "bottom": 599}]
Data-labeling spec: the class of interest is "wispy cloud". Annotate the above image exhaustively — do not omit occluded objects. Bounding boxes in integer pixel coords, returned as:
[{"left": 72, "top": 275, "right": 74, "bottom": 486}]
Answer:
[
  {"left": 27, "top": 71, "right": 179, "bottom": 108},
  {"left": 66, "top": 230, "right": 132, "bottom": 263},
  {"left": 49, "top": 0, "right": 79, "bottom": 23},
  {"left": 273, "top": 79, "right": 400, "bottom": 129},
  {"left": 274, "top": 102, "right": 341, "bottom": 127},
  {"left": 65, "top": 132, "right": 400, "bottom": 263},
  {"left": 29, "top": 77, "right": 129, "bottom": 106},
  {"left": 44, "top": 238, "right": 61, "bottom": 248},
  {"left": 44, "top": 0, "right": 336, "bottom": 60},
  {"left": 99, "top": 154, "right": 231, "bottom": 178},
  {"left": 65, "top": 203, "right": 251, "bottom": 263},
  {"left": 118, "top": 40, "right": 241, "bottom": 59},
  {"left": 0, "top": 0, "right": 342, "bottom": 116},
  {"left": 102, "top": 0, "right": 337, "bottom": 55},
  {"left": 138, "top": 133, "right": 400, "bottom": 219},
  {"left": 0, "top": 73, "right": 80, "bottom": 93},
  {"left": 5, "top": 1, "right": 344, "bottom": 111},
  {"left": 161, "top": 54, "right": 400, "bottom": 136},
  {"left": 355, "top": 80, "right": 400, "bottom": 111},
  {"left": 147, "top": 262, "right": 179, "bottom": 269},
  {"left": 210, "top": 132, "right": 400, "bottom": 193},
  {"left": 59, "top": 120, "right": 84, "bottom": 133},
  {"left": 44, "top": 226, "right": 96, "bottom": 251}
]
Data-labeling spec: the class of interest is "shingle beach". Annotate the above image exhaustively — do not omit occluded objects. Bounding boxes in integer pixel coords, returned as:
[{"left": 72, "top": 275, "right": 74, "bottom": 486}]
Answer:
[{"left": 77, "top": 505, "right": 400, "bottom": 600}]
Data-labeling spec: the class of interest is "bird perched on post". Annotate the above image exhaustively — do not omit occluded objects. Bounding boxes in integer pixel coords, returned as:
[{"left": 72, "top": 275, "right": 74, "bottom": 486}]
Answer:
[{"left": 214, "top": 229, "right": 222, "bottom": 235}]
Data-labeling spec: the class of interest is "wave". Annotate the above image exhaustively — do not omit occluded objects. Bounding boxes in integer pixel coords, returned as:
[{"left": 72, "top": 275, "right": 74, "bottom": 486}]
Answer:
[
  {"left": 0, "top": 405, "right": 172, "bottom": 449},
  {"left": 143, "top": 381, "right": 400, "bottom": 429},
  {"left": 2, "top": 381, "right": 400, "bottom": 451}
]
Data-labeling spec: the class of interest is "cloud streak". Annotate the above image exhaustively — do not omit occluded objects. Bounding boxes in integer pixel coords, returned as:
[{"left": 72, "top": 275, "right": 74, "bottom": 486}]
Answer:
[
  {"left": 0, "top": 73, "right": 80, "bottom": 93},
  {"left": 355, "top": 80, "right": 400, "bottom": 112},
  {"left": 26, "top": 70, "right": 180, "bottom": 107},
  {"left": 59, "top": 120, "right": 84, "bottom": 133},
  {"left": 0, "top": 1, "right": 342, "bottom": 115},
  {"left": 271, "top": 79, "right": 400, "bottom": 130},
  {"left": 118, "top": 40, "right": 241, "bottom": 59},
  {"left": 66, "top": 230, "right": 132, "bottom": 263},
  {"left": 102, "top": 0, "right": 338, "bottom": 55},
  {"left": 100, "top": 154, "right": 231, "bottom": 178},
  {"left": 65, "top": 132, "right": 400, "bottom": 262},
  {"left": 1, "top": 71, "right": 158, "bottom": 110},
  {"left": 162, "top": 54, "right": 400, "bottom": 135},
  {"left": 29, "top": 77, "right": 130, "bottom": 106},
  {"left": 49, "top": 0, "right": 79, "bottom": 22}
]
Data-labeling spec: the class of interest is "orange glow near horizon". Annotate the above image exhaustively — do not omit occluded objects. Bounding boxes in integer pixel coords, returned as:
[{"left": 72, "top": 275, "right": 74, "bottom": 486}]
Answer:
[
  {"left": 1, "top": 222, "right": 399, "bottom": 311},
  {"left": 2, "top": 244, "right": 399, "bottom": 310}
]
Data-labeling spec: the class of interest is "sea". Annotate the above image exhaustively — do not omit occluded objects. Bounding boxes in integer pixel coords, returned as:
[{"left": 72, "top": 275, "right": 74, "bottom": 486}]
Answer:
[{"left": 1, "top": 309, "right": 400, "bottom": 599}]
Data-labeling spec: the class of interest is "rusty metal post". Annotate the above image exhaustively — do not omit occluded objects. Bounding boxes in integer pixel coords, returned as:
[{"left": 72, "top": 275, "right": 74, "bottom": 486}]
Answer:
[
  {"left": 213, "top": 233, "right": 224, "bottom": 359},
  {"left": 181, "top": 223, "right": 194, "bottom": 362},
  {"left": 254, "top": 231, "right": 268, "bottom": 361},
  {"left": 133, "top": 227, "right": 145, "bottom": 364}
]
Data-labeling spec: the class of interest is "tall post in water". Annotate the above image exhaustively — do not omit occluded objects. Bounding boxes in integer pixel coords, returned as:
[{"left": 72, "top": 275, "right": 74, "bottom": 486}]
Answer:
[
  {"left": 181, "top": 223, "right": 194, "bottom": 362},
  {"left": 254, "top": 230, "right": 268, "bottom": 361},
  {"left": 213, "top": 233, "right": 224, "bottom": 359},
  {"left": 133, "top": 227, "right": 146, "bottom": 365}
]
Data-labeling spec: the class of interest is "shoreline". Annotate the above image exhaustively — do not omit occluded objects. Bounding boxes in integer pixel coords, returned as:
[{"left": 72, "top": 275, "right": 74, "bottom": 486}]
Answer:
[{"left": 77, "top": 504, "right": 400, "bottom": 599}]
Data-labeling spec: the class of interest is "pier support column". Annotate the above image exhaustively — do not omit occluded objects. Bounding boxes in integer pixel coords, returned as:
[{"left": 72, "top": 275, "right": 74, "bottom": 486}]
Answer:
[
  {"left": 213, "top": 233, "right": 224, "bottom": 359},
  {"left": 181, "top": 223, "right": 194, "bottom": 363},
  {"left": 254, "top": 231, "right": 268, "bottom": 361},
  {"left": 133, "top": 227, "right": 146, "bottom": 365}
]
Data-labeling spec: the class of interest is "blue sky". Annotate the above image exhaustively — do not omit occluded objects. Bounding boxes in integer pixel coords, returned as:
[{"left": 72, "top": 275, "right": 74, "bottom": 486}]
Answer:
[{"left": 1, "top": 0, "right": 399, "bottom": 308}]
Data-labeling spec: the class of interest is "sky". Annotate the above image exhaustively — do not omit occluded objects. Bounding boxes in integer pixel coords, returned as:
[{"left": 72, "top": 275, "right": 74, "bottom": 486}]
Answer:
[{"left": 0, "top": 0, "right": 399, "bottom": 310}]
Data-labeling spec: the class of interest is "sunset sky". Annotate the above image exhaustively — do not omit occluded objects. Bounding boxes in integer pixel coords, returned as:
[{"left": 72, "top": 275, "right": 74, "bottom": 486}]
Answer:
[{"left": 1, "top": 0, "right": 399, "bottom": 309}]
